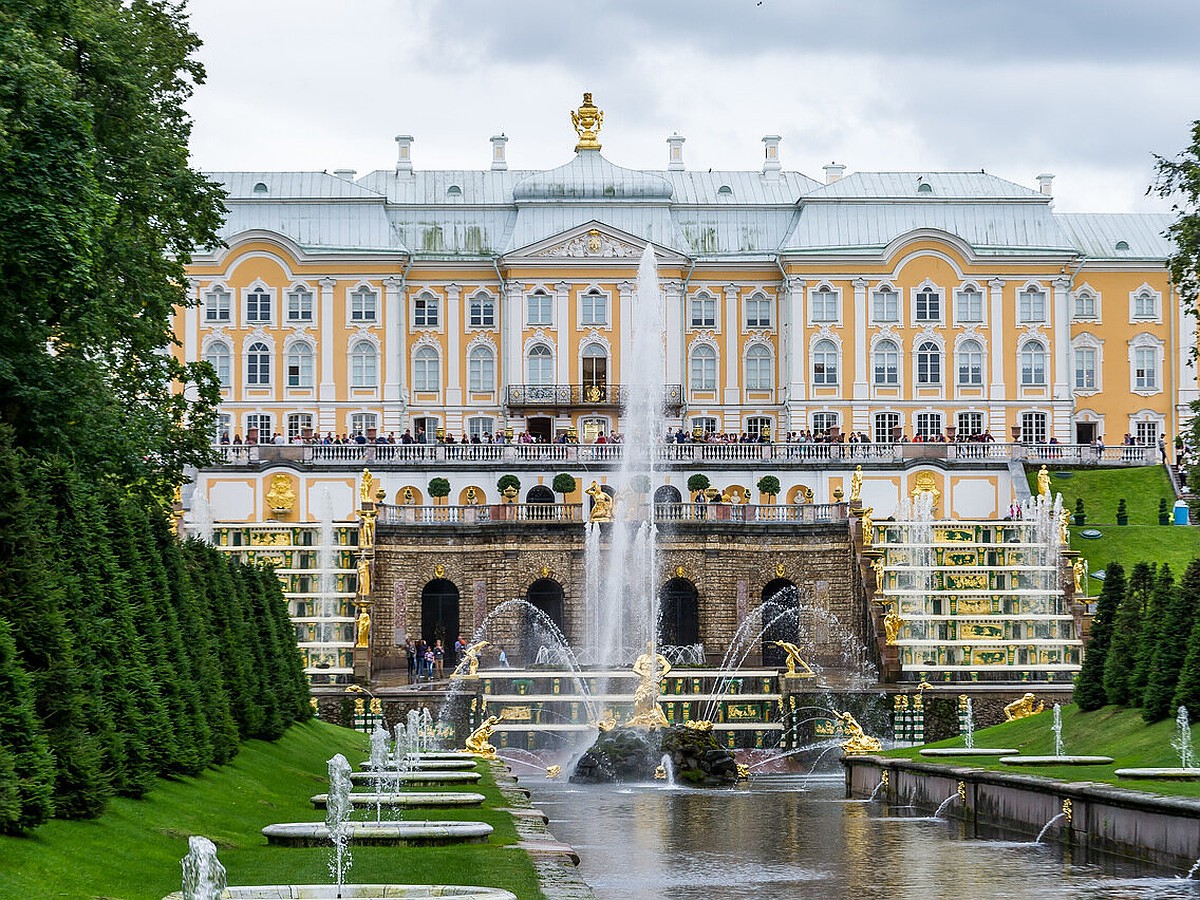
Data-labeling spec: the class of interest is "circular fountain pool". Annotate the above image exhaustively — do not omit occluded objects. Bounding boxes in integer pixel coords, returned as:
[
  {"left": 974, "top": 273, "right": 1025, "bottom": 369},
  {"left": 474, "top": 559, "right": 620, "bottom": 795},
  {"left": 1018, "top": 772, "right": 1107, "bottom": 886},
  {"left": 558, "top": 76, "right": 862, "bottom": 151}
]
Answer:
[
  {"left": 261, "top": 820, "right": 493, "bottom": 847},
  {"left": 166, "top": 887, "right": 516, "bottom": 899}
]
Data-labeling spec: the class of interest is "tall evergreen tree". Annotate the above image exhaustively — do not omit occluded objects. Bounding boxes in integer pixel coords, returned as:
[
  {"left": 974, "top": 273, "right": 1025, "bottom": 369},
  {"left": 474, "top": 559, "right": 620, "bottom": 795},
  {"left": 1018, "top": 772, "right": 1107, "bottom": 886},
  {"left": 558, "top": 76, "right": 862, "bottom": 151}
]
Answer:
[
  {"left": 1173, "top": 602, "right": 1200, "bottom": 719},
  {"left": 1145, "top": 563, "right": 1200, "bottom": 722},
  {"left": 1104, "top": 562, "right": 1154, "bottom": 705},
  {"left": 0, "top": 617, "right": 56, "bottom": 833},
  {"left": 1077, "top": 562, "right": 1125, "bottom": 710}
]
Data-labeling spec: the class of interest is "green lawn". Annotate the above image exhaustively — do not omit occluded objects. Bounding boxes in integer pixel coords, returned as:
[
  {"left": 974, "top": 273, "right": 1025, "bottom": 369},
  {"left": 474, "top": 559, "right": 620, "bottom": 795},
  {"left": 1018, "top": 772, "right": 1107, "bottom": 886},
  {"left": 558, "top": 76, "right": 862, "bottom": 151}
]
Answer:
[
  {"left": 0, "top": 720, "right": 545, "bottom": 900},
  {"left": 887, "top": 704, "right": 1200, "bottom": 797},
  {"left": 1071, "top": 525, "right": 1200, "bottom": 586}
]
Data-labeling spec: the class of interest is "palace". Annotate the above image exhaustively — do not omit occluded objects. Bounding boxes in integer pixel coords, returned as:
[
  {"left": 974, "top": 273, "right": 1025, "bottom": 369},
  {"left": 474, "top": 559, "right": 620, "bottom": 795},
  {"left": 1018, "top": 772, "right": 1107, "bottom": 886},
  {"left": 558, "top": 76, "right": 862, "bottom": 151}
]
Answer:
[{"left": 177, "top": 95, "right": 1188, "bottom": 685}]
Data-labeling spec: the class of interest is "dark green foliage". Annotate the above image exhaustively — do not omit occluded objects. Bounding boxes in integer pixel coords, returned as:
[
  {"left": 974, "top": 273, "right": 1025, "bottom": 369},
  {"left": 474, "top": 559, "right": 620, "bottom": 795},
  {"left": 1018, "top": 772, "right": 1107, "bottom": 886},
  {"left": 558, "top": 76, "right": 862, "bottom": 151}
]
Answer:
[
  {"left": 1128, "top": 562, "right": 1161, "bottom": 701},
  {"left": 496, "top": 474, "right": 521, "bottom": 494},
  {"left": 1105, "top": 562, "right": 1152, "bottom": 706},
  {"left": 551, "top": 473, "right": 577, "bottom": 497},
  {"left": 687, "top": 473, "right": 710, "bottom": 495},
  {"left": 1074, "top": 498, "right": 1086, "bottom": 525},
  {"left": 1116, "top": 498, "right": 1129, "bottom": 524},
  {"left": 1076, "top": 562, "right": 1125, "bottom": 711},
  {"left": 1173, "top": 602, "right": 1200, "bottom": 718},
  {"left": 1144, "top": 563, "right": 1199, "bottom": 722},
  {"left": 1160, "top": 498, "right": 1171, "bottom": 525},
  {"left": 427, "top": 477, "right": 451, "bottom": 500},
  {"left": 756, "top": 475, "right": 781, "bottom": 500},
  {"left": 0, "top": 617, "right": 56, "bottom": 833},
  {"left": 1154, "top": 120, "right": 1200, "bottom": 340}
]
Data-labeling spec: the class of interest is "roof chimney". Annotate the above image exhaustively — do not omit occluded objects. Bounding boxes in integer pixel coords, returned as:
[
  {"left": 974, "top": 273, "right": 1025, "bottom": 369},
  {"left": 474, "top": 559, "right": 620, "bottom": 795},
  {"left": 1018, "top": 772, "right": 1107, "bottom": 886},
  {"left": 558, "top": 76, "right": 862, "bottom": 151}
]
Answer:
[
  {"left": 1037, "top": 173, "right": 1054, "bottom": 197},
  {"left": 823, "top": 162, "right": 846, "bottom": 185},
  {"left": 490, "top": 134, "right": 508, "bottom": 171},
  {"left": 667, "top": 133, "right": 686, "bottom": 171},
  {"left": 333, "top": 168, "right": 356, "bottom": 181},
  {"left": 761, "top": 135, "right": 781, "bottom": 181},
  {"left": 394, "top": 135, "right": 415, "bottom": 175}
]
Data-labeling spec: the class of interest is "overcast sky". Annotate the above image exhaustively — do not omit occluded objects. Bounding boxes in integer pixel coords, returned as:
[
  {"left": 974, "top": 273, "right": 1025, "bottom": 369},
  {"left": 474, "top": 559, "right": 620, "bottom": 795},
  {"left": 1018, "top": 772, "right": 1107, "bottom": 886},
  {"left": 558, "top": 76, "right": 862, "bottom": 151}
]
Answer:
[{"left": 185, "top": 0, "right": 1200, "bottom": 213}]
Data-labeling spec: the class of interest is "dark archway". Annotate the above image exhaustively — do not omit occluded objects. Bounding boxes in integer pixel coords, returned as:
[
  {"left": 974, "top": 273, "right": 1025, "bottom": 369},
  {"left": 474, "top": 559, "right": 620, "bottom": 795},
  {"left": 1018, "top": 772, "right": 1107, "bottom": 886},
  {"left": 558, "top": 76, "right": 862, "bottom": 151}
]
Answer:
[
  {"left": 654, "top": 484, "right": 682, "bottom": 503},
  {"left": 658, "top": 577, "right": 700, "bottom": 648},
  {"left": 421, "top": 579, "right": 460, "bottom": 665},
  {"left": 527, "top": 485, "right": 555, "bottom": 503},
  {"left": 654, "top": 484, "right": 684, "bottom": 520},
  {"left": 761, "top": 578, "right": 799, "bottom": 667},
  {"left": 522, "top": 578, "right": 566, "bottom": 664}
]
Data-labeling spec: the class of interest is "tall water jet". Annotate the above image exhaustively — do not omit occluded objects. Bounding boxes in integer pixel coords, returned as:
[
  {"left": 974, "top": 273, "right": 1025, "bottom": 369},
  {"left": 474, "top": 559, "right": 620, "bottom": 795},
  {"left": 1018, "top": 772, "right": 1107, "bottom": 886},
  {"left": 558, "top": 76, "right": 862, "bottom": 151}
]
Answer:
[
  {"left": 326, "top": 753, "right": 354, "bottom": 894},
  {"left": 1173, "top": 705, "right": 1194, "bottom": 769},
  {"left": 190, "top": 493, "right": 214, "bottom": 545},
  {"left": 368, "top": 722, "right": 391, "bottom": 822},
  {"left": 180, "top": 835, "right": 226, "bottom": 900}
]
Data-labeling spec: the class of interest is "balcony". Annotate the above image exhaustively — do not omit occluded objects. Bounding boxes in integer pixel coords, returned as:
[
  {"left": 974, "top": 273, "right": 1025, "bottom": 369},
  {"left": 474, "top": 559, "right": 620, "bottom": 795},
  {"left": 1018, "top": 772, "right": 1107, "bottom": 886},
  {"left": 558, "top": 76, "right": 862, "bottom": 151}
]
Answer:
[
  {"left": 376, "top": 501, "right": 850, "bottom": 527},
  {"left": 505, "top": 383, "right": 684, "bottom": 410}
]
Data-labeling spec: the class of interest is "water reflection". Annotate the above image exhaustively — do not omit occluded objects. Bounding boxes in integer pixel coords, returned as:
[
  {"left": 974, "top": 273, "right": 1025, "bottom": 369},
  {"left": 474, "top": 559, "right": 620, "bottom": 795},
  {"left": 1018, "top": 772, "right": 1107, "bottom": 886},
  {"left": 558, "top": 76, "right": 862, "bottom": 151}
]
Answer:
[{"left": 531, "top": 776, "right": 1200, "bottom": 899}]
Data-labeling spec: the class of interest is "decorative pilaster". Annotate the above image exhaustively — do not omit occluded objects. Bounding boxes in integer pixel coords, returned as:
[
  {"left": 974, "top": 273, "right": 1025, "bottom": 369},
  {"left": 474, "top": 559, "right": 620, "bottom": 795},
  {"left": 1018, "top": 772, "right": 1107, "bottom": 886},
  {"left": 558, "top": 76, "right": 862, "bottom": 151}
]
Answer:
[
  {"left": 663, "top": 279, "right": 684, "bottom": 387},
  {"left": 503, "top": 281, "right": 524, "bottom": 394},
  {"left": 618, "top": 281, "right": 634, "bottom": 391},
  {"left": 852, "top": 278, "right": 869, "bottom": 401},
  {"left": 445, "top": 283, "right": 462, "bottom": 409},
  {"left": 1052, "top": 277, "right": 1073, "bottom": 442},
  {"left": 382, "top": 276, "right": 405, "bottom": 430},
  {"left": 987, "top": 278, "right": 1007, "bottom": 438},
  {"left": 555, "top": 281, "right": 571, "bottom": 384},
  {"left": 783, "top": 276, "right": 807, "bottom": 430},
  {"left": 723, "top": 284, "right": 741, "bottom": 404},
  {"left": 318, "top": 277, "right": 338, "bottom": 432}
]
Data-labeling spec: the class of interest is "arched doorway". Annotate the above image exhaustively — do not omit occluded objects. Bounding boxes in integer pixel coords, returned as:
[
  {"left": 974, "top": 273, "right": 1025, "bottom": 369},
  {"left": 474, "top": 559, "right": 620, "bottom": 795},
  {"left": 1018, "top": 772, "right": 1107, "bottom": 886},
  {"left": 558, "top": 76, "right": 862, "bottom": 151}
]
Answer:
[
  {"left": 421, "top": 579, "right": 460, "bottom": 666},
  {"left": 658, "top": 578, "right": 700, "bottom": 648},
  {"left": 523, "top": 578, "right": 566, "bottom": 665},
  {"left": 760, "top": 578, "right": 799, "bottom": 667}
]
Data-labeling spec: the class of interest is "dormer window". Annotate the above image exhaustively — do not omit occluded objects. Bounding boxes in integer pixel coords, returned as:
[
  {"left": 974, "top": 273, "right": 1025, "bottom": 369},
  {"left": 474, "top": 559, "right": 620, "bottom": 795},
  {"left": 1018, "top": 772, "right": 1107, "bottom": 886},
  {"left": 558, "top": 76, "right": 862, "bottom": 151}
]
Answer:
[
  {"left": 446, "top": 184, "right": 462, "bottom": 198},
  {"left": 252, "top": 181, "right": 268, "bottom": 194},
  {"left": 717, "top": 185, "right": 733, "bottom": 197},
  {"left": 1115, "top": 240, "right": 1130, "bottom": 252},
  {"left": 917, "top": 179, "right": 933, "bottom": 194}
]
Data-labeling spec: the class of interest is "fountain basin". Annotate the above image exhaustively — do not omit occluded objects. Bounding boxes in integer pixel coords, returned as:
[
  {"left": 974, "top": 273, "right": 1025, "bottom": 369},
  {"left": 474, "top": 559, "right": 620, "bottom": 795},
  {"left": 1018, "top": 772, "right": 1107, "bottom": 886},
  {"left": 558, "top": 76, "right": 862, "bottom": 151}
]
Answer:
[
  {"left": 262, "top": 821, "right": 493, "bottom": 847},
  {"left": 311, "top": 791, "right": 485, "bottom": 808},
  {"left": 1000, "top": 755, "right": 1114, "bottom": 766},
  {"left": 398, "top": 751, "right": 479, "bottom": 762},
  {"left": 919, "top": 748, "right": 1019, "bottom": 758},
  {"left": 349, "top": 771, "right": 481, "bottom": 786},
  {"left": 1114, "top": 768, "right": 1200, "bottom": 781},
  {"left": 165, "top": 886, "right": 516, "bottom": 899},
  {"left": 365, "top": 759, "right": 478, "bottom": 771}
]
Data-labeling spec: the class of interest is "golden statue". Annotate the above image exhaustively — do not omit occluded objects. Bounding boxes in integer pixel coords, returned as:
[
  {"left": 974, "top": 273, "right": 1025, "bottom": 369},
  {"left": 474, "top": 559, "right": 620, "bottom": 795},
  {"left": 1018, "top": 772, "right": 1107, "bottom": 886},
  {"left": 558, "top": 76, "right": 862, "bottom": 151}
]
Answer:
[
  {"left": 570, "top": 91, "right": 603, "bottom": 151},
  {"left": 356, "top": 555, "right": 371, "bottom": 596},
  {"left": 871, "top": 556, "right": 885, "bottom": 590},
  {"left": 836, "top": 711, "right": 882, "bottom": 755},
  {"left": 1037, "top": 465, "right": 1051, "bottom": 498},
  {"left": 584, "top": 481, "right": 614, "bottom": 522},
  {"left": 402, "top": 487, "right": 416, "bottom": 505},
  {"left": 465, "top": 486, "right": 478, "bottom": 506},
  {"left": 683, "top": 719, "right": 713, "bottom": 732},
  {"left": 1073, "top": 557, "right": 1085, "bottom": 593},
  {"left": 266, "top": 474, "right": 296, "bottom": 512},
  {"left": 453, "top": 640, "right": 489, "bottom": 678},
  {"left": 654, "top": 764, "right": 667, "bottom": 780},
  {"left": 1003, "top": 692, "right": 1045, "bottom": 721},
  {"left": 1060, "top": 507, "right": 1071, "bottom": 546},
  {"left": 369, "top": 697, "right": 382, "bottom": 715},
  {"left": 594, "top": 710, "right": 617, "bottom": 732},
  {"left": 626, "top": 641, "right": 672, "bottom": 728},
  {"left": 360, "top": 468, "right": 375, "bottom": 506},
  {"left": 545, "top": 765, "right": 562, "bottom": 779},
  {"left": 911, "top": 471, "right": 941, "bottom": 512},
  {"left": 355, "top": 607, "right": 371, "bottom": 648},
  {"left": 849, "top": 465, "right": 863, "bottom": 504},
  {"left": 736, "top": 762, "right": 750, "bottom": 781},
  {"left": 882, "top": 603, "right": 903, "bottom": 645},
  {"left": 359, "top": 510, "right": 376, "bottom": 549},
  {"left": 464, "top": 712, "right": 511, "bottom": 759},
  {"left": 771, "top": 641, "right": 815, "bottom": 678},
  {"left": 861, "top": 507, "right": 874, "bottom": 547}
]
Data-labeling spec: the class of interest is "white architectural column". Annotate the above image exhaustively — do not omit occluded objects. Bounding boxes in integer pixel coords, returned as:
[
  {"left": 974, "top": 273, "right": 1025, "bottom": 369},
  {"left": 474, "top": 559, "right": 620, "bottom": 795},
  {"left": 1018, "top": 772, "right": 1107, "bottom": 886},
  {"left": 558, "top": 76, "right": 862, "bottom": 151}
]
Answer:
[
  {"left": 618, "top": 281, "right": 634, "bottom": 388},
  {"left": 723, "top": 284, "right": 741, "bottom": 405},
  {"left": 555, "top": 281, "right": 571, "bottom": 384},
  {"left": 445, "top": 283, "right": 462, "bottom": 409},
  {"left": 1052, "top": 276, "right": 1072, "bottom": 441},
  {"left": 663, "top": 279, "right": 683, "bottom": 387},
  {"left": 783, "top": 276, "right": 807, "bottom": 429},
  {"left": 382, "top": 276, "right": 405, "bottom": 430},
  {"left": 987, "top": 278, "right": 1007, "bottom": 438},
  {"left": 503, "top": 281, "right": 524, "bottom": 391},
  {"left": 318, "top": 277, "right": 338, "bottom": 432},
  {"left": 852, "top": 278, "right": 869, "bottom": 400}
]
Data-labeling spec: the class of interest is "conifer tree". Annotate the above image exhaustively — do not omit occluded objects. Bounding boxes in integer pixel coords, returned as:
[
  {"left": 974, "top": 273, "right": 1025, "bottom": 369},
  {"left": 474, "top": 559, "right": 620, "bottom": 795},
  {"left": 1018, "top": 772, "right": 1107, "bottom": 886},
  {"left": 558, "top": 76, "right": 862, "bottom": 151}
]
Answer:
[
  {"left": 1173, "top": 603, "right": 1200, "bottom": 718},
  {"left": 1144, "top": 562, "right": 1200, "bottom": 722},
  {"left": 1076, "top": 561, "right": 1125, "bottom": 710},
  {"left": 1104, "top": 562, "right": 1153, "bottom": 705},
  {"left": 0, "top": 617, "right": 56, "bottom": 833}
]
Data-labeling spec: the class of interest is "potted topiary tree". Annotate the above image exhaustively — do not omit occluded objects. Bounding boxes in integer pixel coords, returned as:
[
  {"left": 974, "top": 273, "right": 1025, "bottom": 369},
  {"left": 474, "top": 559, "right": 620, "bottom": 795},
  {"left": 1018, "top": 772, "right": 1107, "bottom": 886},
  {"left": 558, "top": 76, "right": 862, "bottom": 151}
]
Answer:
[
  {"left": 756, "top": 475, "right": 781, "bottom": 504},
  {"left": 427, "top": 477, "right": 451, "bottom": 505},
  {"left": 497, "top": 473, "right": 521, "bottom": 502},
  {"left": 1116, "top": 498, "right": 1129, "bottom": 526},
  {"left": 551, "top": 473, "right": 577, "bottom": 504},
  {"left": 1073, "top": 498, "right": 1086, "bottom": 526},
  {"left": 1159, "top": 497, "right": 1171, "bottom": 525},
  {"left": 687, "top": 473, "right": 711, "bottom": 500}
]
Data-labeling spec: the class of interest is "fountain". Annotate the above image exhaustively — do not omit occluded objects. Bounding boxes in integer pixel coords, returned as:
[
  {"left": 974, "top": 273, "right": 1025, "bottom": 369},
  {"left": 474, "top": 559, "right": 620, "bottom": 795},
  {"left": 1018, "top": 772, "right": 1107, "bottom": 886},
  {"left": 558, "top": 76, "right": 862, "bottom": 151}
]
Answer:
[
  {"left": 1001, "top": 703, "right": 1114, "bottom": 767},
  {"left": 919, "top": 695, "right": 1018, "bottom": 758},
  {"left": 327, "top": 753, "right": 353, "bottom": 893},
  {"left": 1115, "top": 705, "right": 1200, "bottom": 780},
  {"left": 179, "top": 835, "right": 225, "bottom": 900}
]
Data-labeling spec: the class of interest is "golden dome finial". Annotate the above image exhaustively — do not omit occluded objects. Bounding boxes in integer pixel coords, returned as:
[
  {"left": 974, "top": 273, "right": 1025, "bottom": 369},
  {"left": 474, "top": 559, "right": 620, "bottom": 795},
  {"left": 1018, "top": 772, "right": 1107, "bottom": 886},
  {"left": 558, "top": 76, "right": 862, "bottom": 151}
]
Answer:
[{"left": 571, "top": 91, "right": 603, "bottom": 152}]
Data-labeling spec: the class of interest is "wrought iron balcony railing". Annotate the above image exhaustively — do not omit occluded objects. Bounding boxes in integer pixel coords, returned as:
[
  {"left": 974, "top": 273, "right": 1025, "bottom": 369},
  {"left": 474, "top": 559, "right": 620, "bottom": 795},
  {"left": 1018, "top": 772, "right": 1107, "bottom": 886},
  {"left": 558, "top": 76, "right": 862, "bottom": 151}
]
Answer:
[{"left": 505, "top": 383, "right": 683, "bottom": 409}]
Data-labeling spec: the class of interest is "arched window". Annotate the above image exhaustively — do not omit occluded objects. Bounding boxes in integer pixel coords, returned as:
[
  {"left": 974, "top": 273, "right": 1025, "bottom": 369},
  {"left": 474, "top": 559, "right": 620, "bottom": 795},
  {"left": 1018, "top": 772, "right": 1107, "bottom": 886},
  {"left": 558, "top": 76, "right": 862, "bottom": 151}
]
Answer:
[
  {"left": 468, "top": 345, "right": 495, "bottom": 392},
  {"left": 350, "top": 340, "right": 377, "bottom": 388},
  {"left": 1019, "top": 340, "right": 1047, "bottom": 386},
  {"left": 872, "top": 339, "right": 898, "bottom": 385},
  {"left": 689, "top": 344, "right": 716, "bottom": 390},
  {"left": 916, "top": 341, "right": 941, "bottom": 385},
  {"left": 582, "top": 342, "right": 607, "bottom": 388},
  {"left": 957, "top": 339, "right": 983, "bottom": 386},
  {"left": 526, "top": 344, "right": 553, "bottom": 385},
  {"left": 247, "top": 341, "right": 271, "bottom": 385},
  {"left": 205, "top": 341, "right": 231, "bottom": 388},
  {"left": 745, "top": 344, "right": 772, "bottom": 390},
  {"left": 286, "top": 342, "right": 314, "bottom": 388},
  {"left": 812, "top": 339, "right": 838, "bottom": 385},
  {"left": 413, "top": 346, "right": 440, "bottom": 392}
]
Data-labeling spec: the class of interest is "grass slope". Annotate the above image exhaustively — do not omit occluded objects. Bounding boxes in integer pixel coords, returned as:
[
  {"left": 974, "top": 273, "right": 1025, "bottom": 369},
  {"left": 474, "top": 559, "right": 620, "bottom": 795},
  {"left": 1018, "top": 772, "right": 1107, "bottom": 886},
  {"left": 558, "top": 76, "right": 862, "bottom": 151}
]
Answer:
[
  {"left": 0, "top": 720, "right": 544, "bottom": 900},
  {"left": 887, "top": 704, "right": 1200, "bottom": 797}
]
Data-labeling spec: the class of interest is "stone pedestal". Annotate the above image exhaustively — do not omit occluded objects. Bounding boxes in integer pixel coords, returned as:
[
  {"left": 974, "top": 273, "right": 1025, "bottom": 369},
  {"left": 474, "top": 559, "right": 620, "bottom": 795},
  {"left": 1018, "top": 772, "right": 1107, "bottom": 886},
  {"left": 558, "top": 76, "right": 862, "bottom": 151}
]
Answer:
[{"left": 353, "top": 646, "right": 371, "bottom": 682}]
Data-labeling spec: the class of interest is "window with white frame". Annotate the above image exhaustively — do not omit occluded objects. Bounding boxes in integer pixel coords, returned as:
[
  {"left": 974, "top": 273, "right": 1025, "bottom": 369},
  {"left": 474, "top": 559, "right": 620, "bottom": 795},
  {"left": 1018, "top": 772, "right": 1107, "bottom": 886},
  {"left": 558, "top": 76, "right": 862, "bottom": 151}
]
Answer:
[
  {"left": 874, "top": 412, "right": 900, "bottom": 444},
  {"left": 689, "top": 344, "right": 717, "bottom": 390},
  {"left": 205, "top": 341, "right": 231, "bottom": 388},
  {"left": 1074, "top": 346, "right": 1098, "bottom": 390},
  {"left": 350, "top": 413, "right": 377, "bottom": 437},
  {"left": 872, "top": 287, "right": 899, "bottom": 322},
  {"left": 413, "top": 293, "right": 438, "bottom": 327},
  {"left": 246, "top": 413, "right": 272, "bottom": 439},
  {"left": 527, "top": 290, "right": 552, "bottom": 326},
  {"left": 690, "top": 292, "right": 716, "bottom": 328},
  {"left": 350, "top": 340, "right": 377, "bottom": 388},
  {"left": 1018, "top": 287, "right": 1047, "bottom": 323},
  {"left": 468, "top": 416, "right": 495, "bottom": 439},
  {"left": 245, "top": 287, "right": 272, "bottom": 323},
  {"left": 916, "top": 341, "right": 941, "bottom": 385},
  {"left": 1134, "top": 344, "right": 1159, "bottom": 391},
  {"left": 1133, "top": 288, "right": 1158, "bottom": 320},
  {"left": 526, "top": 344, "right": 553, "bottom": 385},
  {"left": 691, "top": 416, "right": 717, "bottom": 436},
  {"left": 469, "top": 293, "right": 495, "bottom": 327},
  {"left": 812, "top": 412, "right": 839, "bottom": 434},
  {"left": 215, "top": 413, "right": 232, "bottom": 442},
  {"left": 811, "top": 286, "right": 838, "bottom": 322},
  {"left": 915, "top": 412, "right": 943, "bottom": 440},
  {"left": 581, "top": 289, "right": 607, "bottom": 326},
  {"left": 347, "top": 286, "right": 377, "bottom": 323},
  {"left": 246, "top": 341, "right": 271, "bottom": 385},
  {"left": 915, "top": 287, "right": 941, "bottom": 323},
  {"left": 1019, "top": 340, "right": 1048, "bottom": 386},
  {"left": 287, "top": 286, "right": 313, "bottom": 323},
  {"left": 205, "top": 287, "right": 231, "bottom": 322},
  {"left": 287, "top": 413, "right": 313, "bottom": 441},
  {"left": 1074, "top": 290, "right": 1097, "bottom": 319},
  {"left": 744, "top": 344, "right": 773, "bottom": 390},
  {"left": 812, "top": 339, "right": 838, "bottom": 385},
  {"left": 1020, "top": 411, "right": 1048, "bottom": 443},
  {"left": 873, "top": 339, "right": 899, "bottom": 385},
  {"left": 746, "top": 416, "right": 772, "bottom": 439},
  {"left": 413, "top": 346, "right": 440, "bottom": 391},
  {"left": 1135, "top": 419, "right": 1160, "bottom": 445},
  {"left": 285, "top": 342, "right": 313, "bottom": 388},
  {"left": 468, "top": 345, "right": 495, "bottom": 392},
  {"left": 957, "top": 411, "right": 984, "bottom": 438},
  {"left": 955, "top": 286, "right": 984, "bottom": 323},
  {"left": 745, "top": 294, "right": 772, "bottom": 328},
  {"left": 957, "top": 339, "right": 984, "bottom": 386}
]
